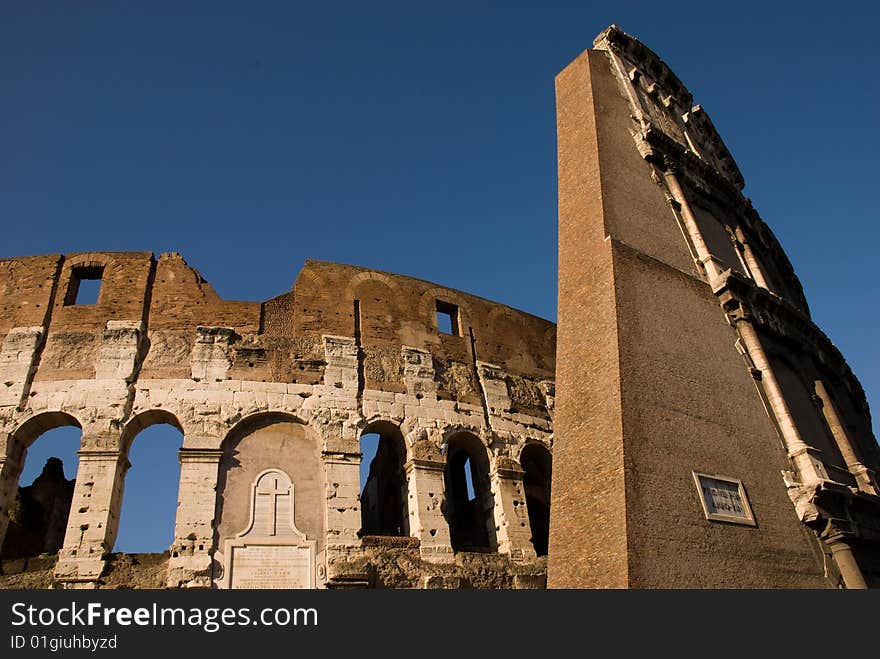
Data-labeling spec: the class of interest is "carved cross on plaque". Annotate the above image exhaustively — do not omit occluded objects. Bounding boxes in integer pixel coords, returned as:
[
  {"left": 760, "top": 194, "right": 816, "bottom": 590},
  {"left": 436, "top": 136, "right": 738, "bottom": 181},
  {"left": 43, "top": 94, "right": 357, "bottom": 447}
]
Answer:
[
  {"left": 245, "top": 469, "right": 302, "bottom": 539},
  {"left": 256, "top": 473, "right": 289, "bottom": 536},
  {"left": 223, "top": 468, "right": 315, "bottom": 589}
]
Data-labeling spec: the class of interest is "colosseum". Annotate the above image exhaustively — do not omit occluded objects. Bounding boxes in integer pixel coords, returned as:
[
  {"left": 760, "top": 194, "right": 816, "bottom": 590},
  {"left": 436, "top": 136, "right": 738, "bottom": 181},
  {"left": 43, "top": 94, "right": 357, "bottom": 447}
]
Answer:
[{"left": 1, "top": 25, "right": 878, "bottom": 589}]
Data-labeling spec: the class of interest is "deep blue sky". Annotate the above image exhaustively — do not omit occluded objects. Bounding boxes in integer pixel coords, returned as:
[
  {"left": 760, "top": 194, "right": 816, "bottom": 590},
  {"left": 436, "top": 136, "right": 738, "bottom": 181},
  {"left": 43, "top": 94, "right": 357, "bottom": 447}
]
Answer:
[{"left": 4, "top": 2, "right": 878, "bottom": 552}]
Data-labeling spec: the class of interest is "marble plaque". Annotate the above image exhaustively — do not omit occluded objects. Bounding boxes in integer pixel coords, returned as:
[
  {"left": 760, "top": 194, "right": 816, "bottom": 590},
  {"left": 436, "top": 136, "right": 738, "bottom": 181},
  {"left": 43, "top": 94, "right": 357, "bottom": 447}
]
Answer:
[
  {"left": 222, "top": 468, "right": 317, "bottom": 589},
  {"left": 692, "top": 472, "right": 756, "bottom": 526},
  {"left": 230, "top": 544, "right": 313, "bottom": 589}
]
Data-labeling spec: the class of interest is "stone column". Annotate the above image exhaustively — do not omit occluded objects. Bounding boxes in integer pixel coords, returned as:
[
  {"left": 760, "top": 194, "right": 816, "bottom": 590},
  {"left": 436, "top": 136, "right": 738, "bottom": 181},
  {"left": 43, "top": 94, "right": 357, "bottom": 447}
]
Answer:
[
  {"left": 491, "top": 460, "right": 536, "bottom": 560},
  {"left": 0, "top": 431, "right": 25, "bottom": 552},
  {"left": 813, "top": 380, "right": 878, "bottom": 495},
  {"left": 323, "top": 451, "right": 361, "bottom": 550},
  {"left": 166, "top": 447, "right": 223, "bottom": 588},
  {"left": 54, "top": 435, "right": 126, "bottom": 587},
  {"left": 736, "top": 321, "right": 829, "bottom": 485},
  {"left": 822, "top": 524, "right": 868, "bottom": 590},
  {"left": 322, "top": 450, "right": 366, "bottom": 587},
  {"left": 663, "top": 168, "right": 724, "bottom": 284},
  {"left": 406, "top": 457, "right": 453, "bottom": 562},
  {"left": 738, "top": 239, "right": 772, "bottom": 291}
]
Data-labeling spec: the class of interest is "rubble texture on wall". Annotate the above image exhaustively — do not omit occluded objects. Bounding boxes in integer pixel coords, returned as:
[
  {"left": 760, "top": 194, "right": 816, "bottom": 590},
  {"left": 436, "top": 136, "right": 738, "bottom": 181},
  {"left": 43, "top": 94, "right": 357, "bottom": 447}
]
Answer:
[
  {"left": 0, "top": 256, "right": 554, "bottom": 588},
  {"left": 550, "top": 25, "right": 880, "bottom": 588}
]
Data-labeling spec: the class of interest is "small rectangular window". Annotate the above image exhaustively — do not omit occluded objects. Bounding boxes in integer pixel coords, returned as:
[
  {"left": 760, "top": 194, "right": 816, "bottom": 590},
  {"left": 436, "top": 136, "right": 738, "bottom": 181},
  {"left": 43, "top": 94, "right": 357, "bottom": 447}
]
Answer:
[
  {"left": 64, "top": 266, "right": 104, "bottom": 306},
  {"left": 436, "top": 300, "right": 459, "bottom": 336}
]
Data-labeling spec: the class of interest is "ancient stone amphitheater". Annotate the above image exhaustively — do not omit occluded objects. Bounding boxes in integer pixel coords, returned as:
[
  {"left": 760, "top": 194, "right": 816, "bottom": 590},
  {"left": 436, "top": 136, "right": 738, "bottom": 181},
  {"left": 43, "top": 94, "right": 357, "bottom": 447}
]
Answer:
[
  {"left": 3, "top": 24, "right": 879, "bottom": 589},
  {"left": 0, "top": 255, "right": 554, "bottom": 588}
]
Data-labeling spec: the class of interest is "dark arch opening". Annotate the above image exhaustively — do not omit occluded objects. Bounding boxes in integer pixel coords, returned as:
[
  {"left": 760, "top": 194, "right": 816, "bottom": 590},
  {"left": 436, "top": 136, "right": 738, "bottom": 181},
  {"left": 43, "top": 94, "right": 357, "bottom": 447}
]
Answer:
[
  {"left": 444, "top": 433, "right": 495, "bottom": 553},
  {"left": 1, "top": 413, "right": 82, "bottom": 560},
  {"left": 521, "top": 443, "right": 552, "bottom": 557},
  {"left": 359, "top": 422, "right": 407, "bottom": 537},
  {"left": 114, "top": 414, "right": 184, "bottom": 554}
]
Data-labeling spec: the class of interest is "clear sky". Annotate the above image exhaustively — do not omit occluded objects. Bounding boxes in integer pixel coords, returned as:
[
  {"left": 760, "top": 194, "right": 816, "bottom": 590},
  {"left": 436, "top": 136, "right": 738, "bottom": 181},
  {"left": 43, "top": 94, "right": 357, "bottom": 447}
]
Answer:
[{"left": 3, "top": 2, "right": 878, "bottom": 553}]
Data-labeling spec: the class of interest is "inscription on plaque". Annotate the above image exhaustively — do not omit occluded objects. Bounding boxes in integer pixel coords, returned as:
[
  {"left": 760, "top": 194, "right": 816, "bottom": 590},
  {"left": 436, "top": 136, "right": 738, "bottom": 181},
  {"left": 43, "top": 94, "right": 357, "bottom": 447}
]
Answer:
[
  {"left": 692, "top": 472, "right": 756, "bottom": 526},
  {"left": 231, "top": 545, "right": 312, "bottom": 589},
  {"left": 223, "top": 468, "right": 316, "bottom": 589}
]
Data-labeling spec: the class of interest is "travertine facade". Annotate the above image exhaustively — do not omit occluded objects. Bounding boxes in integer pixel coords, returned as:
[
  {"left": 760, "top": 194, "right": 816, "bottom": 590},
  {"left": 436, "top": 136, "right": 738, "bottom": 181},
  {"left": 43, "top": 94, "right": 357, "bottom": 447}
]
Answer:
[
  {"left": 550, "top": 25, "right": 880, "bottom": 588},
  {"left": 0, "top": 256, "right": 554, "bottom": 588}
]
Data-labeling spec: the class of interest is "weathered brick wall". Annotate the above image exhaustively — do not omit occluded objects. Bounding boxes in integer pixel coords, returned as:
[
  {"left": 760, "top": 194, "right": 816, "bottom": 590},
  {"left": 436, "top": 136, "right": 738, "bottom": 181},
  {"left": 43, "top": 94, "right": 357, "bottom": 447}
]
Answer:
[{"left": 0, "top": 253, "right": 555, "bottom": 589}]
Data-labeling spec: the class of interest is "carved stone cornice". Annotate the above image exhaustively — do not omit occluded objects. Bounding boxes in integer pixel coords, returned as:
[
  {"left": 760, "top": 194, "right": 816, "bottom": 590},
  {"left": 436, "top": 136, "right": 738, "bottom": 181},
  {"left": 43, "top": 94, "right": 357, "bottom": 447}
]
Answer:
[
  {"left": 713, "top": 269, "right": 870, "bottom": 413},
  {"left": 178, "top": 447, "right": 224, "bottom": 463},
  {"left": 404, "top": 457, "right": 445, "bottom": 473},
  {"left": 594, "top": 25, "right": 693, "bottom": 109},
  {"left": 788, "top": 478, "right": 880, "bottom": 546},
  {"left": 633, "top": 114, "right": 810, "bottom": 314},
  {"left": 494, "top": 456, "right": 525, "bottom": 480},
  {"left": 644, "top": 127, "right": 746, "bottom": 211}
]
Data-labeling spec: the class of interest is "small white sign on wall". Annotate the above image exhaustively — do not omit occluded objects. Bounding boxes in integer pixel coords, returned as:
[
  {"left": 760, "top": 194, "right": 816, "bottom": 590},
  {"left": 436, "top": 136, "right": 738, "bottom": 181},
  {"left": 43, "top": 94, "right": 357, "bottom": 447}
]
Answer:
[{"left": 692, "top": 471, "right": 756, "bottom": 526}]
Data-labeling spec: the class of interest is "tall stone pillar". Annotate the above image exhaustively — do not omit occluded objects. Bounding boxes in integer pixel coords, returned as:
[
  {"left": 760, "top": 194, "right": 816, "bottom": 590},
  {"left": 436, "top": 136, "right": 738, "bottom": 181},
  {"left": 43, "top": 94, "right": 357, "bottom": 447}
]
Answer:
[
  {"left": 0, "top": 431, "right": 24, "bottom": 552},
  {"left": 166, "top": 446, "right": 223, "bottom": 588},
  {"left": 322, "top": 450, "right": 364, "bottom": 587},
  {"left": 54, "top": 435, "right": 126, "bottom": 587},
  {"left": 491, "top": 459, "right": 536, "bottom": 560},
  {"left": 813, "top": 381, "right": 878, "bottom": 495},
  {"left": 734, "top": 320, "right": 829, "bottom": 484},
  {"left": 406, "top": 457, "right": 453, "bottom": 561},
  {"left": 323, "top": 452, "right": 361, "bottom": 550},
  {"left": 823, "top": 525, "right": 868, "bottom": 590}
]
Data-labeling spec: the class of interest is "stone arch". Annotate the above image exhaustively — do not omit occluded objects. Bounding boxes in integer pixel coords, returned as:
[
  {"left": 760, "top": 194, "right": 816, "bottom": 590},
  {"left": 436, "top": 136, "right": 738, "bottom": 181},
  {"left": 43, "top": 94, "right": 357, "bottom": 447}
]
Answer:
[
  {"left": 214, "top": 411, "right": 325, "bottom": 562},
  {"left": 439, "top": 423, "right": 488, "bottom": 449},
  {"left": 358, "top": 420, "right": 409, "bottom": 537},
  {"left": 9, "top": 411, "right": 83, "bottom": 453},
  {"left": 114, "top": 409, "right": 184, "bottom": 552},
  {"left": 442, "top": 431, "right": 496, "bottom": 553},
  {"left": 63, "top": 252, "right": 120, "bottom": 269},
  {"left": 221, "top": 411, "right": 311, "bottom": 449},
  {"left": 346, "top": 271, "right": 400, "bottom": 300},
  {"left": 120, "top": 409, "right": 184, "bottom": 455},
  {"left": 360, "top": 418, "right": 413, "bottom": 460},
  {"left": 519, "top": 442, "right": 552, "bottom": 557},
  {"left": 1, "top": 411, "right": 83, "bottom": 560}
]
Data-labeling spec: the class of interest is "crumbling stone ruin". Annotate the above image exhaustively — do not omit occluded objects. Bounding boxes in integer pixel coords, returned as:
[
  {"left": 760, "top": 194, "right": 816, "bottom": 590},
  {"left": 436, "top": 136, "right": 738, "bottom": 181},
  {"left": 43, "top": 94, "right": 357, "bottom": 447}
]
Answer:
[
  {"left": 0, "top": 255, "right": 554, "bottom": 588},
  {"left": 1, "top": 25, "right": 878, "bottom": 589}
]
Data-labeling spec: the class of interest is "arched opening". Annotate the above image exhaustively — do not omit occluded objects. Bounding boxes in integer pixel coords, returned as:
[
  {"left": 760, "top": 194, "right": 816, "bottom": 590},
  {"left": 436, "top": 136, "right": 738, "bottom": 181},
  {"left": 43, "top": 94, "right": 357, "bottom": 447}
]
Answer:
[
  {"left": 520, "top": 443, "right": 552, "bottom": 557},
  {"left": 443, "top": 433, "right": 495, "bottom": 553},
  {"left": 114, "top": 412, "right": 184, "bottom": 553},
  {"left": 358, "top": 422, "right": 407, "bottom": 537},
  {"left": 1, "top": 413, "right": 82, "bottom": 560}
]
